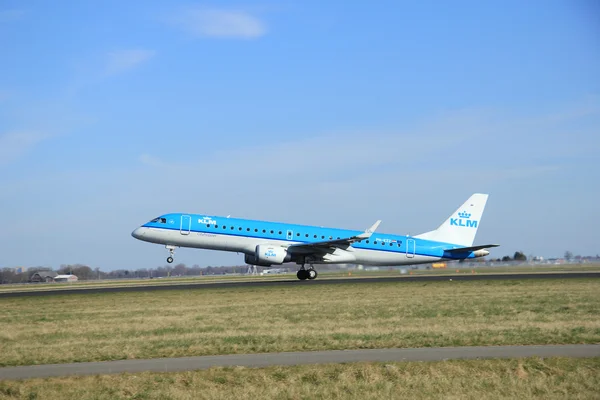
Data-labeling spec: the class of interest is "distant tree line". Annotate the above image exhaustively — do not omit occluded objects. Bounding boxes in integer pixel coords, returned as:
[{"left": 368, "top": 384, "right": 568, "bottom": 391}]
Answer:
[
  {"left": 0, "top": 263, "right": 255, "bottom": 284},
  {"left": 104, "top": 263, "right": 248, "bottom": 279},
  {"left": 491, "top": 251, "right": 528, "bottom": 262},
  {"left": 2, "top": 250, "right": 598, "bottom": 284},
  {"left": 488, "top": 250, "right": 593, "bottom": 263}
]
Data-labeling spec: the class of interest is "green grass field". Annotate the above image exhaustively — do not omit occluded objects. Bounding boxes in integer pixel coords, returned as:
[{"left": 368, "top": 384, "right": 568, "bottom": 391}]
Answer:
[
  {"left": 1, "top": 358, "right": 599, "bottom": 400},
  {"left": 1, "top": 279, "right": 599, "bottom": 367}
]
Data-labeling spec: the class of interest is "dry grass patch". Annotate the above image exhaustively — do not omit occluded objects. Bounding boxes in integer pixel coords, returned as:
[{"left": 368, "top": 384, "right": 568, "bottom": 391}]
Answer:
[
  {"left": 0, "top": 357, "right": 599, "bottom": 399},
  {"left": 1, "top": 279, "right": 599, "bottom": 366}
]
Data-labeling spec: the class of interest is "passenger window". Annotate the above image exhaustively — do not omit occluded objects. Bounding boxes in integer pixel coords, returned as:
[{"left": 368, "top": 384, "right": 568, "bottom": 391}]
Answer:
[
  {"left": 390, "top": 243, "right": 393, "bottom": 246},
  {"left": 223, "top": 226, "right": 226, "bottom": 229},
  {"left": 255, "top": 229, "right": 258, "bottom": 232},
  {"left": 321, "top": 235, "right": 325, "bottom": 239},
  {"left": 305, "top": 234, "right": 309, "bottom": 237},
  {"left": 366, "top": 240, "right": 369, "bottom": 243},
  {"left": 247, "top": 228, "right": 250, "bottom": 231},
  {"left": 206, "top": 224, "right": 210, "bottom": 228},
  {"left": 239, "top": 227, "right": 242, "bottom": 231},
  {"left": 270, "top": 230, "right": 274, "bottom": 234},
  {"left": 262, "top": 229, "right": 266, "bottom": 233},
  {"left": 215, "top": 225, "right": 219, "bottom": 228},
  {"left": 278, "top": 231, "right": 282, "bottom": 235},
  {"left": 297, "top": 233, "right": 300, "bottom": 236},
  {"left": 231, "top": 226, "right": 234, "bottom": 230},
  {"left": 314, "top": 235, "right": 317, "bottom": 238}
]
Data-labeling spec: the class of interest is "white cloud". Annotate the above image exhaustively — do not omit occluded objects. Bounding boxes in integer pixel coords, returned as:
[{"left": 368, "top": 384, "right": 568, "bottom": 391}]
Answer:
[
  {"left": 105, "top": 49, "right": 156, "bottom": 76},
  {"left": 136, "top": 111, "right": 486, "bottom": 177},
  {"left": 170, "top": 7, "right": 266, "bottom": 39},
  {"left": 0, "top": 131, "right": 47, "bottom": 165}
]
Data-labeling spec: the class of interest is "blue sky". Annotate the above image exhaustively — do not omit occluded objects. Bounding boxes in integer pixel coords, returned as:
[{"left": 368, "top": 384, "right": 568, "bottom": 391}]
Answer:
[{"left": 1, "top": 0, "right": 599, "bottom": 270}]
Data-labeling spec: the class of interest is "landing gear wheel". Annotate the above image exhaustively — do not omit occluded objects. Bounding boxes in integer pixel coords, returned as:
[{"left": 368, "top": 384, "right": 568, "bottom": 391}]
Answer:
[
  {"left": 307, "top": 269, "right": 318, "bottom": 280},
  {"left": 297, "top": 269, "right": 309, "bottom": 280},
  {"left": 165, "top": 245, "right": 176, "bottom": 264}
]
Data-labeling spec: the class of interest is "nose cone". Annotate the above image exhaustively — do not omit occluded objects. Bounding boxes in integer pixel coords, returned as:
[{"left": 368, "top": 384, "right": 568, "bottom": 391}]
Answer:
[{"left": 131, "top": 227, "right": 146, "bottom": 239}]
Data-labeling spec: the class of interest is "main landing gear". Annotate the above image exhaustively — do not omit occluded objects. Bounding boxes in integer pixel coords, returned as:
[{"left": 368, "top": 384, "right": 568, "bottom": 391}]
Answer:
[
  {"left": 166, "top": 245, "right": 176, "bottom": 264},
  {"left": 297, "top": 264, "right": 318, "bottom": 280}
]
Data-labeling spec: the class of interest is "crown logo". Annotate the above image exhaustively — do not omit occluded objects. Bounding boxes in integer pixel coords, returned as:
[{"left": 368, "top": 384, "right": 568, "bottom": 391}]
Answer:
[{"left": 458, "top": 211, "right": 471, "bottom": 219}]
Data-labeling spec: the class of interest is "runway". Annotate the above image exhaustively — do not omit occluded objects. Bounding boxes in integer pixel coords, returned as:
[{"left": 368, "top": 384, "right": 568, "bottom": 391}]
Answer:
[
  {"left": 0, "top": 272, "right": 598, "bottom": 298},
  {"left": 1, "top": 344, "right": 598, "bottom": 380}
]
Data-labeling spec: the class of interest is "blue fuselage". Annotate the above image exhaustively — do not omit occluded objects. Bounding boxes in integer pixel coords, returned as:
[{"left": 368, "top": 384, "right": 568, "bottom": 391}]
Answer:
[{"left": 132, "top": 213, "right": 478, "bottom": 266}]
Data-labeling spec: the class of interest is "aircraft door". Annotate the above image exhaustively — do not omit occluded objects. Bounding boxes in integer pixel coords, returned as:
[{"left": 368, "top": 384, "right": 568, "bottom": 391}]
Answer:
[
  {"left": 286, "top": 230, "right": 293, "bottom": 241},
  {"left": 406, "top": 238, "right": 415, "bottom": 258},
  {"left": 180, "top": 215, "right": 191, "bottom": 235}
]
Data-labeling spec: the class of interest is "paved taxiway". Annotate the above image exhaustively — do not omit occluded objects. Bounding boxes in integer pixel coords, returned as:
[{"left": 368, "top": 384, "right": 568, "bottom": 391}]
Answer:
[
  {"left": 1, "top": 272, "right": 599, "bottom": 298},
  {"left": 1, "top": 345, "right": 598, "bottom": 380}
]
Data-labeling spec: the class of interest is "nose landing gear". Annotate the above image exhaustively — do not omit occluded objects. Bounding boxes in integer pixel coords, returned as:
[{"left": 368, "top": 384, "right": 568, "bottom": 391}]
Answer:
[{"left": 166, "top": 245, "right": 176, "bottom": 263}]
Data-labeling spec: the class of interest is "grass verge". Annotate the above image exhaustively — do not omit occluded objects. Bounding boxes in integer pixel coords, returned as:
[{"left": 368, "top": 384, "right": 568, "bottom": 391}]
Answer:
[
  {"left": 1, "top": 357, "right": 599, "bottom": 400},
  {"left": 1, "top": 279, "right": 599, "bottom": 367}
]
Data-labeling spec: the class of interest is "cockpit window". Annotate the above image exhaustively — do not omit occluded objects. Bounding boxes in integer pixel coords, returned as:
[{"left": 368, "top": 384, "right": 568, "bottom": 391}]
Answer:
[
  {"left": 150, "top": 218, "right": 160, "bottom": 223},
  {"left": 150, "top": 217, "right": 167, "bottom": 224}
]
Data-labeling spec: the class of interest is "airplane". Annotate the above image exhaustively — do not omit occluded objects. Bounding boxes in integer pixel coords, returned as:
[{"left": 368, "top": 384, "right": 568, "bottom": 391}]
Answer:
[{"left": 131, "top": 193, "right": 499, "bottom": 280}]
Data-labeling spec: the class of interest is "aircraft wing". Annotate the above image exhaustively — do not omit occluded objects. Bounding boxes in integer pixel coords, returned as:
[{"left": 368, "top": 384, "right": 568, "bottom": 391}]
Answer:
[
  {"left": 286, "top": 220, "right": 381, "bottom": 254},
  {"left": 444, "top": 244, "right": 500, "bottom": 253}
]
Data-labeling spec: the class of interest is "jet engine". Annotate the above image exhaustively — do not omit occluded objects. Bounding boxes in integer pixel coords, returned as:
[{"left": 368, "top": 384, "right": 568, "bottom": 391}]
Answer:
[{"left": 244, "top": 245, "right": 291, "bottom": 266}]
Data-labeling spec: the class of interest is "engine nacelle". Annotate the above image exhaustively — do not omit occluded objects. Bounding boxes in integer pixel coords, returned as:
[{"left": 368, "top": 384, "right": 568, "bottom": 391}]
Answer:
[
  {"left": 245, "top": 245, "right": 291, "bottom": 266},
  {"left": 244, "top": 254, "right": 272, "bottom": 267},
  {"left": 472, "top": 249, "right": 490, "bottom": 258}
]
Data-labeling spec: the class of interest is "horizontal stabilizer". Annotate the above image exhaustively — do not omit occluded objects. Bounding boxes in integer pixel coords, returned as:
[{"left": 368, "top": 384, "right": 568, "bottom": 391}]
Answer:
[{"left": 444, "top": 244, "right": 500, "bottom": 253}]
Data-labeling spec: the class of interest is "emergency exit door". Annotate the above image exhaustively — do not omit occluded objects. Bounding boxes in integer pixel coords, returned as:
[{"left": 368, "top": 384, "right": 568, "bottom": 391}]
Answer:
[
  {"left": 406, "top": 238, "right": 415, "bottom": 258},
  {"left": 180, "top": 215, "right": 191, "bottom": 235}
]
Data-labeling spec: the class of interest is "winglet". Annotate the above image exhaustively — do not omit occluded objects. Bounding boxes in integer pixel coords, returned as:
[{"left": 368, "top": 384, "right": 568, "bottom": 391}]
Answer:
[{"left": 357, "top": 220, "right": 381, "bottom": 239}]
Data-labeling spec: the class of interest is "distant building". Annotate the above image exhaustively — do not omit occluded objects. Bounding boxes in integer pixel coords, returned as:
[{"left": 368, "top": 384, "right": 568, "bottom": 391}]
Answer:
[
  {"left": 30, "top": 271, "right": 58, "bottom": 283},
  {"left": 14, "top": 267, "right": 27, "bottom": 274},
  {"left": 54, "top": 274, "right": 78, "bottom": 282},
  {"left": 364, "top": 267, "right": 380, "bottom": 271},
  {"left": 260, "top": 268, "right": 288, "bottom": 275}
]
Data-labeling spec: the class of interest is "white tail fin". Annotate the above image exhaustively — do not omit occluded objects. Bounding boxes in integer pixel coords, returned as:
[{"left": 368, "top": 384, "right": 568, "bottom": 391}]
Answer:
[{"left": 415, "top": 193, "right": 489, "bottom": 247}]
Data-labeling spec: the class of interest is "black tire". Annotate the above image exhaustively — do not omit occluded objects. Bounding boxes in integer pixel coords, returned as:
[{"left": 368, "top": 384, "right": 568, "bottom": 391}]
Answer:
[
  {"left": 296, "top": 269, "right": 308, "bottom": 280},
  {"left": 167, "top": 257, "right": 174, "bottom": 264},
  {"left": 307, "top": 269, "right": 318, "bottom": 280}
]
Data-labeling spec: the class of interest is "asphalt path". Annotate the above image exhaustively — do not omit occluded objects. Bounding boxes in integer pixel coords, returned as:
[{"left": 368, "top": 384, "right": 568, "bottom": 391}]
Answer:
[
  {"left": 1, "top": 345, "right": 598, "bottom": 380},
  {"left": 0, "top": 272, "right": 599, "bottom": 298}
]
